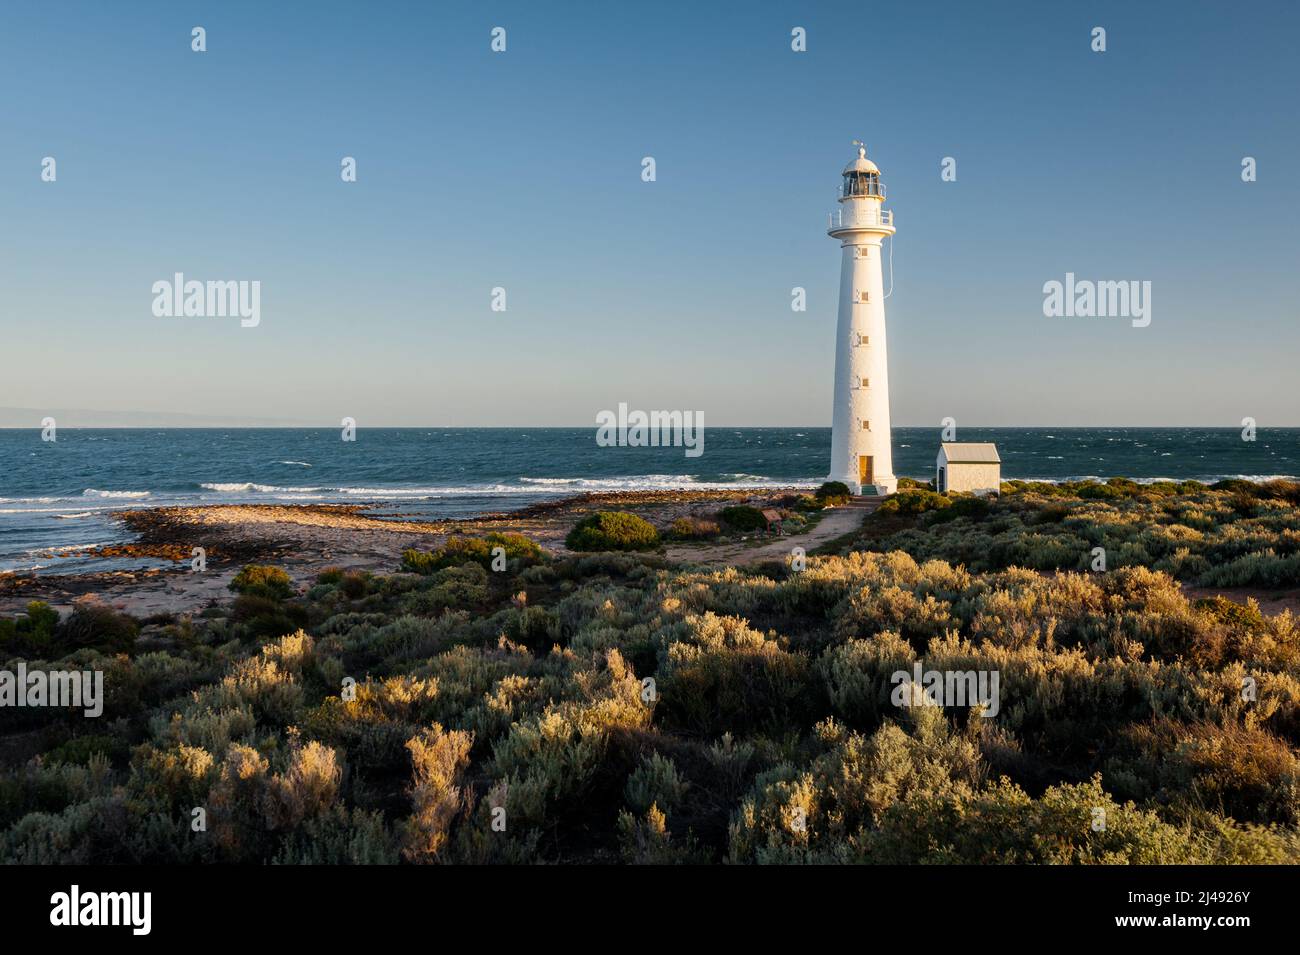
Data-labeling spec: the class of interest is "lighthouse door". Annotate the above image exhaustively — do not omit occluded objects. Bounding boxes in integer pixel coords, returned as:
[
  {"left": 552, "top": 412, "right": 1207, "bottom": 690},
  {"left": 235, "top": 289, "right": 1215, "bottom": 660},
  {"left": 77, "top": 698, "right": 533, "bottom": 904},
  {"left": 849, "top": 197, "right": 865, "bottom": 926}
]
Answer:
[{"left": 859, "top": 455, "right": 873, "bottom": 487}]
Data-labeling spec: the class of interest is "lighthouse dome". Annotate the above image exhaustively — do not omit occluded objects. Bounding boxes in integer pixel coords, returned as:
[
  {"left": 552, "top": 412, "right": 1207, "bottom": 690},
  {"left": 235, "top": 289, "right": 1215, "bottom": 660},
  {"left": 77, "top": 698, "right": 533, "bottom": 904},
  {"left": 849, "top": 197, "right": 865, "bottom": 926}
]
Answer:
[
  {"left": 840, "top": 145, "right": 885, "bottom": 200},
  {"left": 842, "top": 146, "right": 879, "bottom": 175}
]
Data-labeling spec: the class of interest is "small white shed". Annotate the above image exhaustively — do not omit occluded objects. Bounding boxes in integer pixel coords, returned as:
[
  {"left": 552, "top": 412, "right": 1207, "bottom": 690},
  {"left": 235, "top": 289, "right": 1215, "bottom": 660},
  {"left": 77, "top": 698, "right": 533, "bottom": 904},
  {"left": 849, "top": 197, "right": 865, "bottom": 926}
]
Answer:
[{"left": 936, "top": 443, "right": 1001, "bottom": 496}]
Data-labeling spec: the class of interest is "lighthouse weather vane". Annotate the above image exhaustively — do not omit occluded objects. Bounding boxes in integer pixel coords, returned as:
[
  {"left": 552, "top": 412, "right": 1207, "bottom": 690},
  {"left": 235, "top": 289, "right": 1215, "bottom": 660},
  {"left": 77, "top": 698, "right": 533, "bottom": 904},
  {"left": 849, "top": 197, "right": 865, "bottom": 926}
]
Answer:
[{"left": 825, "top": 143, "right": 898, "bottom": 496}]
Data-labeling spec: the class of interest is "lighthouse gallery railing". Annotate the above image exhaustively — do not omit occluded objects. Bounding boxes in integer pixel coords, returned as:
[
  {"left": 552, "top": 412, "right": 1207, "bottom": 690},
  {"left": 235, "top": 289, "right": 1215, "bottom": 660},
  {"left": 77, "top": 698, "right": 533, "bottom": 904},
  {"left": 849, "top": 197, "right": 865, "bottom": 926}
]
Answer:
[{"left": 828, "top": 209, "right": 894, "bottom": 230}]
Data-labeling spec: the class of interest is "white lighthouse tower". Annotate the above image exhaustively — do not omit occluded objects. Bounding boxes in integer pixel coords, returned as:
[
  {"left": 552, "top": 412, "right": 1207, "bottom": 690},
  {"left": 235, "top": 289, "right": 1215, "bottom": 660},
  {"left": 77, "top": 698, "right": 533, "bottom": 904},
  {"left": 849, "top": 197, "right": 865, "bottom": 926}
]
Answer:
[{"left": 826, "top": 142, "right": 897, "bottom": 495}]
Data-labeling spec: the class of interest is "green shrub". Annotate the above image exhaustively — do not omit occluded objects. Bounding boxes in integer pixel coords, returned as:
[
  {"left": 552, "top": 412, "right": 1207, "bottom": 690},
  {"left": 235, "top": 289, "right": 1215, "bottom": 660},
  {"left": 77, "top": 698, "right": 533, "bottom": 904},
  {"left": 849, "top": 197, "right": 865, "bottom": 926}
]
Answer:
[
  {"left": 659, "top": 613, "right": 814, "bottom": 736},
  {"left": 229, "top": 565, "right": 295, "bottom": 600},
  {"left": 57, "top": 602, "right": 139, "bottom": 655},
  {"left": 0, "top": 601, "right": 60, "bottom": 656},
  {"left": 815, "top": 481, "right": 852, "bottom": 506},
  {"left": 896, "top": 477, "right": 934, "bottom": 491},
  {"left": 669, "top": 517, "right": 721, "bottom": 540},
  {"left": 338, "top": 570, "right": 371, "bottom": 599},
  {"left": 566, "top": 512, "right": 659, "bottom": 552},
  {"left": 316, "top": 567, "right": 345, "bottom": 585},
  {"left": 46, "top": 735, "right": 131, "bottom": 768},
  {"left": 230, "top": 595, "right": 307, "bottom": 641},
  {"left": 399, "top": 564, "right": 490, "bottom": 615},
  {"left": 625, "top": 753, "right": 690, "bottom": 814},
  {"left": 402, "top": 532, "right": 543, "bottom": 573},
  {"left": 1075, "top": 481, "right": 1125, "bottom": 500},
  {"left": 617, "top": 805, "right": 709, "bottom": 864},
  {"left": 929, "top": 495, "right": 991, "bottom": 523},
  {"left": 817, "top": 481, "right": 851, "bottom": 499},
  {"left": 876, "top": 489, "right": 952, "bottom": 517},
  {"left": 719, "top": 506, "right": 767, "bottom": 532}
]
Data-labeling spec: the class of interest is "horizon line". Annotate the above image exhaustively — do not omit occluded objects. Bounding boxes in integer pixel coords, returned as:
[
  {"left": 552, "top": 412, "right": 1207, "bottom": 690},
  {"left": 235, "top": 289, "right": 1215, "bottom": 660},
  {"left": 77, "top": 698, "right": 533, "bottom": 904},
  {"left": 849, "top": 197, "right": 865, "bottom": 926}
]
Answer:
[{"left": 2, "top": 425, "right": 1297, "bottom": 431}]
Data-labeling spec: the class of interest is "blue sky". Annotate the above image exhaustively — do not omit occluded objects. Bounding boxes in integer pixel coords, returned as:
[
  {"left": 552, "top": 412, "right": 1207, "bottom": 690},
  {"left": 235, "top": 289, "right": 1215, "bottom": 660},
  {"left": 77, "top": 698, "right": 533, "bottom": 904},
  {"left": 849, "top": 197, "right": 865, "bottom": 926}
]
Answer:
[{"left": 1, "top": 0, "right": 1297, "bottom": 426}]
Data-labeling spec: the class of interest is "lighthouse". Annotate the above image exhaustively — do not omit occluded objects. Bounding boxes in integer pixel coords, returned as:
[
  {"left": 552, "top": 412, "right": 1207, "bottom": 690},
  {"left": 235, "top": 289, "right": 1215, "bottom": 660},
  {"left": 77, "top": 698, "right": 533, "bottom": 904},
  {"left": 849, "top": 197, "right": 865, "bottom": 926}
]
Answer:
[{"left": 826, "top": 143, "right": 897, "bottom": 495}]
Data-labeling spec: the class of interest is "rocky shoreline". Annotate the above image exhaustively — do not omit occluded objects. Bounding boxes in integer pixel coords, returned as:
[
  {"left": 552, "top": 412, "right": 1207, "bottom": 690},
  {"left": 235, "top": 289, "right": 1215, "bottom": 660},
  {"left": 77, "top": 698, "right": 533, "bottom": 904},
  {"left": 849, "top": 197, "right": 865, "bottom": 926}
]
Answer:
[{"left": 0, "top": 487, "right": 815, "bottom": 616}]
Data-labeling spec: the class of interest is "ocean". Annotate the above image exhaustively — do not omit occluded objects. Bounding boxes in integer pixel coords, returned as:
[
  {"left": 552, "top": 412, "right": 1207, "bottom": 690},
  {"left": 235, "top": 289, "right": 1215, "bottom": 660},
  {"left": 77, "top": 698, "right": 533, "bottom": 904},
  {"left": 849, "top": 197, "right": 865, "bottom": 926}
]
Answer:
[{"left": 1, "top": 427, "right": 1296, "bottom": 574}]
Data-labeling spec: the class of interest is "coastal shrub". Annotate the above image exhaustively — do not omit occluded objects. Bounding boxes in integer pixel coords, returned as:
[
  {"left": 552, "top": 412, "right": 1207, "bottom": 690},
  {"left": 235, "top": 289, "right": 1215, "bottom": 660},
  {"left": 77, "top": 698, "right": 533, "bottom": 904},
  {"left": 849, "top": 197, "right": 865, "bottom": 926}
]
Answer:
[
  {"left": 273, "top": 806, "right": 399, "bottom": 864},
  {"left": 316, "top": 567, "right": 346, "bottom": 586},
  {"left": 57, "top": 601, "right": 139, "bottom": 655},
  {"left": 876, "top": 489, "right": 951, "bottom": 517},
  {"left": 399, "top": 563, "right": 490, "bottom": 615},
  {"left": 402, "top": 724, "right": 474, "bottom": 862},
  {"left": 230, "top": 595, "right": 308, "bottom": 642},
  {"left": 487, "top": 649, "right": 650, "bottom": 826},
  {"left": 262, "top": 740, "right": 343, "bottom": 831},
  {"left": 0, "top": 754, "right": 117, "bottom": 833},
  {"left": 229, "top": 565, "right": 295, "bottom": 601},
  {"left": 856, "top": 479, "right": 1300, "bottom": 586},
  {"left": 625, "top": 753, "right": 690, "bottom": 814},
  {"left": 10, "top": 476, "right": 1300, "bottom": 865},
  {"left": 617, "top": 805, "right": 709, "bottom": 864},
  {"left": 0, "top": 601, "right": 60, "bottom": 656},
  {"left": 669, "top": 516, "right": 721, "bottom": 540},
  {"left": 1194, "top": 595, "right": 1267, "bottom": 633},
  {"left": 203, "top": 739, "right": 342, "bottom": 861},
  {"left": 719, "top": 505, "right": 767, "bottom": 533},
  {"left": 1, "top": 794, "right": 136, "bottom": 864},
  {"left": 1108, "top": 721, "right": 1300, "bottom": 826},
  {"left": 897, "top": 477, "right": 934, "bottom": 491},
  {"left": 1198, "top": 550, "right": 1300, "bottom": 589},
  {"left": 1074, "top": 481, "right": 1126, "bottom": 500},
  {"left": 928, "top": 495, "right": 991, "bottom": 523},
  {"left": 659, "top": 613, "right": 815, "bottom": 736},
  {"left": 862, "top": 776, "right": 1207, "bottom": 864},
  {"left": 128, "top": 743, "right": 217, "bottom": 811},
  {"left": 816, "top": 481, "right": 852, "bottom": 504},
  {"left": 46, "top": 734, "right": 131, "bottom": 768},
  {"left": 338, "top": 570, "right": 372, "bottom": 599},
  {"left": 780, "top": 513, "right": 809, "bottom": 534},
  {"left": 566, "top": 512, "right": 659, "bottom": 552},
  {"left": 402, "top": 532, "right": 543, "bottom": 573},
  {"left": 818, "top": 632, "right": 914, "bottom": 727},
  {"left": 727, "top": 709, "right": 983, "bottom": 863}
]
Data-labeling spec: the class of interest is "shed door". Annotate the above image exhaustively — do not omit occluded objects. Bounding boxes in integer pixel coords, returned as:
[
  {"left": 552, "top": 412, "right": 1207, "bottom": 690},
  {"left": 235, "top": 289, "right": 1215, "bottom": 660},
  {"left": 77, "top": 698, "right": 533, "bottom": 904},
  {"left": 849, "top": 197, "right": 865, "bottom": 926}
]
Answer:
[{"left": 937, "top": 466, "right": 946, "bottom": 492}]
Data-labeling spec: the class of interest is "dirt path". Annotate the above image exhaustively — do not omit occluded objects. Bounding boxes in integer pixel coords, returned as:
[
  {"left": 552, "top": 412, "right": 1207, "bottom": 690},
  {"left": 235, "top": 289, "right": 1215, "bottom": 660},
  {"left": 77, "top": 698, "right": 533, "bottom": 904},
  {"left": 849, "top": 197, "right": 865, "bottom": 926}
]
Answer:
[{"left": 664, "top": 501, "right": 876, "bottom": 566}]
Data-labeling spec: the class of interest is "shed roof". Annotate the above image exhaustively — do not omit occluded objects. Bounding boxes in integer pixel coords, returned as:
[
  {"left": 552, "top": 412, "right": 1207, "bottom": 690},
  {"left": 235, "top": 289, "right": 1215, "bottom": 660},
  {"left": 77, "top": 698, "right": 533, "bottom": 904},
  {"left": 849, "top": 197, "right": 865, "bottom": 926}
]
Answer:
[{"left": 939, "top": 442, "right": 1001, "bottom": 464}]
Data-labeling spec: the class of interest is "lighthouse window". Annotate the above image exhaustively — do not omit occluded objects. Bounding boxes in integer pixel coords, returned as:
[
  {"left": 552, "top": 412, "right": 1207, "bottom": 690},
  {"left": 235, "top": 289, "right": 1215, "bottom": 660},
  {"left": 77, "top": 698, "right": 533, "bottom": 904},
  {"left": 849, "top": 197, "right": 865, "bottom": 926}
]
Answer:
[
  {"left": 861, "top": 421, "right": 871, "bottom": 430},
  {"left": 857, "top": 333, "right": 869, "bottom": 346},
  {"left": 856, "top": 247, "right": 870, "bottom": 259},
  {"left": 861, "top": 377, "right": 869, "bottom": 388},
  {"left": 858, "top": 291, "right": 870, "bottom": 303},
  {"left": 843, "top": 172, "right": 884, "bottom": 199}
]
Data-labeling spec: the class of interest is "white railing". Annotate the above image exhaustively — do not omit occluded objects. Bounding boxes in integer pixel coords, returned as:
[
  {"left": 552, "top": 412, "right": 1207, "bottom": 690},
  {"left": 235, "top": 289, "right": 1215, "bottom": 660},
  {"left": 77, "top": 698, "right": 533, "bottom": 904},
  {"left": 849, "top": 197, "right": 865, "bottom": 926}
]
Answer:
[{"left": 828, "top": 209, "right": 894, "bottom": 230}]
